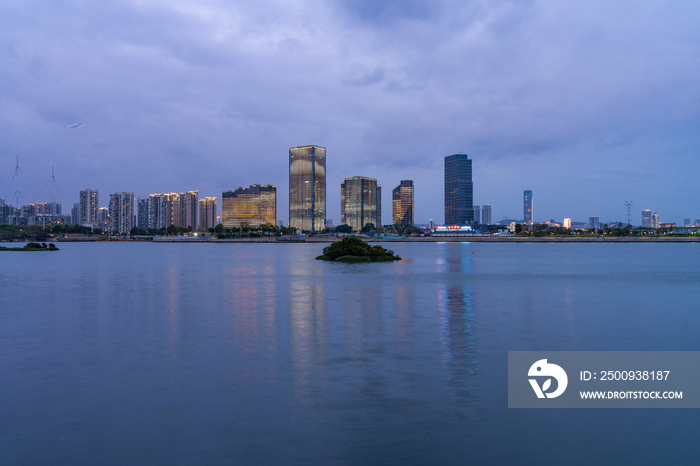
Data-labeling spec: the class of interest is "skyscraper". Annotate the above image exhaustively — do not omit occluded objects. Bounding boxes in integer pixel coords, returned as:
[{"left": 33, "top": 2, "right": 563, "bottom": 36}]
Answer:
[
  {"left": 199, "top": 197, "right": 217, "bottom": 230},
  {"left": 97, "top": 207, "right": 109, "bottom": 232},
  {"left": 71, "top": 203, "right": 79, "bottom": 225},
  {"left": 137, "top": 197, "right": 149, "bottom": 229},
  {"left": 444, "top": 154, "right": 473, "bottom": 225},
  {"left": 181, "top": 190, "right": 199, "bottom": 229},
  {"left": 289, "top": 145, "right": 326, "bottom": 232},
  {"left": 166, "top": 193, "right": 181, "bottom": 227},
  {"left": 79, "top": 189, "right": 99, "bottom": 226},
  {"left": 392, "top": 180, "right": 414, "bottom": 226},
  {"left": 524, "top": 190, "right": 533, "bottom": 224},
  {"left": 376, "top": 185, "right": 382, "bottom": 227},
  {"left": 588, "top": 216, "right": 600, "bottom": 230},
  {"left": 108, "top": 192, "right": 135, "bottom": 234},
  {"left": 642, "top": 210, "right": 652, "bottom": 228},
  {"left": 481, "top": 204, "right": 492, "bottom": 225},
  {"left": 651, "top": 212, "right": 659, "bottom": 229},
  {"left": 563, "top": 218, "right": 571, "bottom": 229},
  {"left": 473, "top": 205, "right": 481, "bottom": 224},
  {"left": 340, "top": 176, "right": 380, "bottom": 231},
  {"left": 222, "top": 185, "right": 276, "bottom": 227},
  {"left": 147, "top": 194, "right": 169, "bottom": 230}
]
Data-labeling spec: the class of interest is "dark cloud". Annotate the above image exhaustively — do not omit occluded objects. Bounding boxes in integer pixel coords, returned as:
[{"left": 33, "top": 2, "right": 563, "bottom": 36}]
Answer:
[{"left": 0, "top": 0, "right": 699, "bottom": 224}]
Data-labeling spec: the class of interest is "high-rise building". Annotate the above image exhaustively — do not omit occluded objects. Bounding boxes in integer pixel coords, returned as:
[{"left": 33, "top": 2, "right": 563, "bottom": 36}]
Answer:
[
  {"left": 71, "top": 203, "right": 80, "bottom": 225},
  {"left": 563, "top": 218, "right": 571, "bottom": 229},
  {"left": 147, "top": 194, "right": 169, "bottom": 230},
  {"left": 392, "top": 180, "right": 414, "bottom": 226},
  {"left": 524, "top": 190, "right": 533, "bottom": 224},
  {"left": 108, "top": 192, "right": 135, "bottom": 234},
  {"left": 376, "top": 185, "right": 382, "bottom": 227},
  {"left": 684, "top": 219, "right": 692, "bottom": 228},
  {"left": 588, "top": 216, "right": 600, "bottom": 230},
  {"left": 642, "top": 210, "right": 652, "bottom": 228},
  {"left": 289, "top": 145, "right": 326, "bottom": 232},
  {"left": 137, "top": 197, "right": 149, "bottom": 229},
  {"left": 97, "top": 207, "right": 109, "bottom": 232},
  {"left": 79, "top": 189, "right": 99, "bottom": 226},
  {"left": 222, "top": 184, "right": 276, "bottom": 227},
  {"left": 481, "top": 204, "right": 492, "bottom": 225},
  {"left": 473, "top": 205, "right": 481, "bottom": 224},
  {"left": 341, "top": 176, "right": 380, "bottom": 231},
  {"left": 651, "top": 212, "right": 659, "bottom": 229},
  {"left": 181, "top": 190, "right": 199, "bottom": 229},
  {"left": 444, "top": 154, "right": 473, "bottom": 225},
  {"left": 199, "top": 197, "right": 217, "bottom": 230},
  {"left": 429, "top": 219, "right": 436, "bottom": 230},
  {"left": 165, "top": 193, "right": 181, "bottom": 227}
]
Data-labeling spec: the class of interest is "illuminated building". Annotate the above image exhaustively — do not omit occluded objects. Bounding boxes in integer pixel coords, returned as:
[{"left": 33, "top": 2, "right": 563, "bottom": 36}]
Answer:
[
  {"left": 444, "top": 154, "right": 473, "bottom": 225},
  {"left": 108, "top": 192, "right": 134, "bottom": 234},
  {"left": 289, "top": 145, "right": 326, "bottom": 231},
  {"left": 97, "top": 207, "right": 109, "bottom": 232},
  {"left": 652, "top": 212, "right": 659, "bottom": 229},
  {"left": 79, "top": 189, "right": 99, "bottom": 226},
  {"left": 642, "top": 210, "right": 652, "bottom": 228},
  {"left": 340, "top": 176, "right": 380, "bottom": 231},
  {"left": 222, "top": 184, "right": 276, "bottom": 227},
  {"left": 481, "top": 204, "right": 492, "bottom": 225},
  {"left": 524, "top": 190, "right": 533, "bottom": 224},
  {"left": 165, "top": 193, "right": 181, "bottom": 227},
  {"left": 199, "top": 197, "right": 217, "bottom": 230},
  {"left": 563, "top": 218, "right": 571, "bottom": 229},
  {"left": 392, "top": 180, "right": 414, "bottom": 226},
  {"left": 181, "top": 190, "right": 198, "bottom": 229},
  {"left": 145, "top": 194, "right": 169, "bottom": 230}
]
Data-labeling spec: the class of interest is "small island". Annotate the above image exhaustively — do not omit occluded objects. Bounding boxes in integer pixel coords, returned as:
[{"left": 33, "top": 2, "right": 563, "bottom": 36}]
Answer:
[
  {"left": 316, "top": 236, "right": 401, "bottom": 262},
  {"left": 0, "top": 242, "right": 59, "bottom": 251}
]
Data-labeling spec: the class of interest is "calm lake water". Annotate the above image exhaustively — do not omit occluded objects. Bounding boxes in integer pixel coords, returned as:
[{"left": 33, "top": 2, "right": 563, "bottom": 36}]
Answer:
[{"left": 2, "top": 242, "right": 700, "bottom": 465}]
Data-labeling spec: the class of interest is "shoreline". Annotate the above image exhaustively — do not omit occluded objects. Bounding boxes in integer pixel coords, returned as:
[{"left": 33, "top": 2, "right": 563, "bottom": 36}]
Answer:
[{"left": 39, "top": 236, "right": 700, "bottom": 243}]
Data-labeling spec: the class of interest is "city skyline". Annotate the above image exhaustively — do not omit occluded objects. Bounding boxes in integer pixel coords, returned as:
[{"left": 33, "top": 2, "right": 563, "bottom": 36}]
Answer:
[
  {"left": 2, "top": 153, "right": 696, "bottom": 228},
  {"left": 1, "top": 2, "right": 698, "bottom": 226}
]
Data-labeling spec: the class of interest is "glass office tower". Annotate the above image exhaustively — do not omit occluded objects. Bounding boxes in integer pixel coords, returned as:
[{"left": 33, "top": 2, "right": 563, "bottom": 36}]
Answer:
[
  {"left": 524, "top": 190, "right": 533, "bottom": 224},
  {"left": 444, "top": 154, "right": 473, "bottom": 225},
  {"left": 341, "top": 176, "right": 380, "bottom": 231},
  {"left": 222, "top": 185, "right": 276, "bottom": 227},
  {"left": 392, "top": 180, "right": 414, "bottom": 226},
  {"left": 289, "top": 145, "right": 326, "bottom": 231}
]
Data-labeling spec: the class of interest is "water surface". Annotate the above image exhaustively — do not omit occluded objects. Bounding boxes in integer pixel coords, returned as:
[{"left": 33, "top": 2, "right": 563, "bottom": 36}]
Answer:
[{"left": 2, "top": 242, "right": 699, "bottom": 465}]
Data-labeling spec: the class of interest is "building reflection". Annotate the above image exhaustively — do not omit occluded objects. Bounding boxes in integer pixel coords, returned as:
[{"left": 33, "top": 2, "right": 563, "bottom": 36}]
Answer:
[
  {"left": 289, "top": 276, "right": 327, "bottom": 405},
  {"left": 221, "top": 253, "right": 278, "bottom": 379},
  {"left": 437, "top": 242, "right": 478, "bottom": 403}
]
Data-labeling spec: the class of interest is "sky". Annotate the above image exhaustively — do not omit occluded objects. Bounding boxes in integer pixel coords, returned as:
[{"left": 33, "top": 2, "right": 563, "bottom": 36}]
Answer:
[{"left": 1, "top": 0, "right": 699, "bottom": 225}]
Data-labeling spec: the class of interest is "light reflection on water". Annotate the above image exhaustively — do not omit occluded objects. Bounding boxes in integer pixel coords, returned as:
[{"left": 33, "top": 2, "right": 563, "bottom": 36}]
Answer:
[{"left": 1, "top": 242, "right": 700, "bottom": 465}]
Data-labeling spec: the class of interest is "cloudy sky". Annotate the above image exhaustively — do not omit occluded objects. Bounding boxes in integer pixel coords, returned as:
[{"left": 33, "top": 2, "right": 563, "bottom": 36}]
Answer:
[{"left": 1, "top": 0, "right": 699, "bottom": 225}]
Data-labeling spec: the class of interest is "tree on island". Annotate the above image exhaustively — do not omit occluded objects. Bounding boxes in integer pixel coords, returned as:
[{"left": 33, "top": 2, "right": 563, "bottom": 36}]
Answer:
[
  {"left": 316, "top": 236, "right": 401, "bottom": 262},
  {"left": 335, "top": 224, "right": 352, "bottom": 233}
]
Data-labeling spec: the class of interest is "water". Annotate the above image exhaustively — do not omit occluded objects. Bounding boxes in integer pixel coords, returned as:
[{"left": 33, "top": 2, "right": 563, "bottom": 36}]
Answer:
[{"left": 2, "top": 242, "right": 699, "bottom": 465}]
